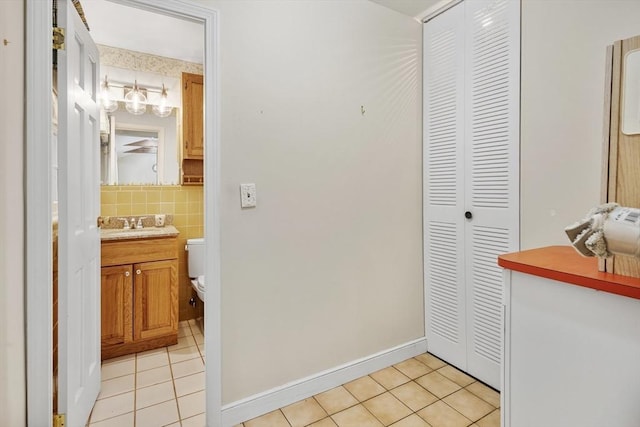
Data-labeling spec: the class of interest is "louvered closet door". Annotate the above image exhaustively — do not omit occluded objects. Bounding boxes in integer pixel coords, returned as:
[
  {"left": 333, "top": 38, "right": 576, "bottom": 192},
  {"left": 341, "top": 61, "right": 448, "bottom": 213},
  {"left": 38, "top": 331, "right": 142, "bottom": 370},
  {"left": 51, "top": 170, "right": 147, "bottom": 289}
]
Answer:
[
  {"left": 463, "top": 0, "right": 519, "bottom": 390},
  {"left": 424, "top": 0, "right": 519, "bottom": 391},
  {"left": 423, "top": 2, "right": 467, "bottom": 370}
]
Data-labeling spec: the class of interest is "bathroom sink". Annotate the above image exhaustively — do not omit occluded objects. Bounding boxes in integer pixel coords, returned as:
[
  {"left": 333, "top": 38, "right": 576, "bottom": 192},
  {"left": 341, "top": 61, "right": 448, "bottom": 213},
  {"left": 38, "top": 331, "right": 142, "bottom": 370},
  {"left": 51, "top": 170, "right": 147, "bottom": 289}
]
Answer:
[{"left": 100, "top": 225, "right": 180, "bottom": 241}]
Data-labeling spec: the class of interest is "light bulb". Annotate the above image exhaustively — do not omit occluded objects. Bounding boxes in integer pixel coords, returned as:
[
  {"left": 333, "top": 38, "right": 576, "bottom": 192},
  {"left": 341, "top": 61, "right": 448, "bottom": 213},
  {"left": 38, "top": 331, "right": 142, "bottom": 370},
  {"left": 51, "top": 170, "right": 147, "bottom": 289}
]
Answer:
[
  {"left": 125, "top": 80, "right": 147, "bottom": 115},
  {"left": 152, "top": 84, "right": 172, "bottom": 118},
  {"left": 100, "top": 75, "right": 118, "bottom": 113}
]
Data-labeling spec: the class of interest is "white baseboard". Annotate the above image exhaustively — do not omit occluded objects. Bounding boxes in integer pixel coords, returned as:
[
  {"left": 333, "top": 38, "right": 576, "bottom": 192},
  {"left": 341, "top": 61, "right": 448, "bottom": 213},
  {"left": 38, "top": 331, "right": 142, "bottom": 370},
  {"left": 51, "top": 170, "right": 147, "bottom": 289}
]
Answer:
[{"left": 221, "top": 337, "right": 428, "bottom": 426}]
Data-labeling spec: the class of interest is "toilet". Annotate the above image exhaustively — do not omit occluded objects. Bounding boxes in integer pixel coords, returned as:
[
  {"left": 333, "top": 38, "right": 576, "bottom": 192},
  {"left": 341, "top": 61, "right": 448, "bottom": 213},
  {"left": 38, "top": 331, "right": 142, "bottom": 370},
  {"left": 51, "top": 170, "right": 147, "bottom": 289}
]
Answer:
[{"left": 186, "top": 237, "right": 205, "bottom": 302}]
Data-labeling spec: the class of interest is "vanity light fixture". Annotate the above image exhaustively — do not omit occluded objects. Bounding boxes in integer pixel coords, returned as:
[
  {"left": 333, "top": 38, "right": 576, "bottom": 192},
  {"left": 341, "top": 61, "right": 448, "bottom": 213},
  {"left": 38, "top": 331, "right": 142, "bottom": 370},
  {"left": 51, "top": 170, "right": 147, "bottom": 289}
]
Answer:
[
  {"left": 124, "top": 80, "right": 147, "bottom": 115},
  {"left": 100, "top": 75, "right": 118, "bottom": 113},
  {"left": 152, "top": 84, "right": 172, "bottom": 118}
]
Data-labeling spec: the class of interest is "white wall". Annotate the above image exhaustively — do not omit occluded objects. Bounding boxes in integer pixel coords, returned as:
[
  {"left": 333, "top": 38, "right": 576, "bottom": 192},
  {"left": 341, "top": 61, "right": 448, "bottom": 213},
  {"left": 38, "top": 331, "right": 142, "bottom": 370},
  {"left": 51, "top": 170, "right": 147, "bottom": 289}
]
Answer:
[
  {"left": 521, "top": 0, "right": 640, "bottom": 249},
  {"left": 197, "top": 0, "right": 424, "bottom": 403},
  {"left": 0, "top": 0, "right": 26, "bottom": 424}
]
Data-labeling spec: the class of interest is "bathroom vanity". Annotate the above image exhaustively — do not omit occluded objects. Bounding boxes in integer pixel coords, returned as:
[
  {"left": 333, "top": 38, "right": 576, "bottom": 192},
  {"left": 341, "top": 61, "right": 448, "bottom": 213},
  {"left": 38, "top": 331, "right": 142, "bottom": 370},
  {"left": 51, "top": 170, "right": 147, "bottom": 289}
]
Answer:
[
  {"left": 100, "top": 225, "right": 180, "bottom": 359},
  {"left": 499, "top": 246, "right": 640, "bottom": 427}
]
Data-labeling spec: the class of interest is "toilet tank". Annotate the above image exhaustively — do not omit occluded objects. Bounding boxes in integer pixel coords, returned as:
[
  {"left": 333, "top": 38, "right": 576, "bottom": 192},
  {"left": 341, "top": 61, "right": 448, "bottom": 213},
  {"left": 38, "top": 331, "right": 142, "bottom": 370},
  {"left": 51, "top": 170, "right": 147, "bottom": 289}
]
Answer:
[{"left": 186, "top": 238, "right": 205, "bottom": 278}]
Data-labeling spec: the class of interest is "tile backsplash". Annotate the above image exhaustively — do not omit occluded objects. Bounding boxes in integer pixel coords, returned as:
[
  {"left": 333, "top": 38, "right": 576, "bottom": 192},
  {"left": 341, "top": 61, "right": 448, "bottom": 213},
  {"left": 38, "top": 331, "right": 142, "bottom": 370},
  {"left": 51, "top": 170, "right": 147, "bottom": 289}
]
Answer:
[{"left": 101, "top": 185, "right": 204, "bottom": 321}]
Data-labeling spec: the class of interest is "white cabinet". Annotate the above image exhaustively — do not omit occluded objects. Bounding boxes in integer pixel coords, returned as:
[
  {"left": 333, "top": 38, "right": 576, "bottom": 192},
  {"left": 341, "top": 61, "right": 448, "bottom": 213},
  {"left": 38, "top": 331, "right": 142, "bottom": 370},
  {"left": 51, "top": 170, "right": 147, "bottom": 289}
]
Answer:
[{"left": 422, "top": 0, "right": 520, "bottom": 389}]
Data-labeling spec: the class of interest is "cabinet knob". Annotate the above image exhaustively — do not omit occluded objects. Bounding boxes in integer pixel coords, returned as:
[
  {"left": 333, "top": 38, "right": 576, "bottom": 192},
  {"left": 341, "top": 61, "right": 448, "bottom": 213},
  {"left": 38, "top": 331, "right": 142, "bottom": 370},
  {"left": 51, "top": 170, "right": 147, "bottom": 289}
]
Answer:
[
  {"left": 465, "top": 211, "right": 473, "bottom": 219},
  {"left": 125, "top": 271, "right": 130, "bottom": 277},
  {"left": 136, "top": 269, "right": 141, "bottom": 275}
]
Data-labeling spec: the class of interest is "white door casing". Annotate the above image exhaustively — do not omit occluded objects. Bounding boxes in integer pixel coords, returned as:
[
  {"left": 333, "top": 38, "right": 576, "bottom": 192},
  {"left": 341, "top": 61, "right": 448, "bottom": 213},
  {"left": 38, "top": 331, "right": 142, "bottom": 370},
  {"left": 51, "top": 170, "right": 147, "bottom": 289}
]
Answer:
[
  {"left": 57, "top": 0, "right": 102, "bottom": 425},
  {"left": 423, "top": 0, "right": 520, "bottom": 390},
  {"left": 26, "top": 1, "right": 221, "bottom": 426}
]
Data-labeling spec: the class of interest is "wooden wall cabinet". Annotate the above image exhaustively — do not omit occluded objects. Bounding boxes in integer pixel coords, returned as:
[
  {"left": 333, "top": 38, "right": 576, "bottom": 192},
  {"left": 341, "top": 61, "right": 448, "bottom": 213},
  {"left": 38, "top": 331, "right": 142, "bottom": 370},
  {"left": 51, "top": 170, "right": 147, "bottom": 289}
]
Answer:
[
  {"left": 101, "top": 237, "right": 178, "bottom": 359},
  {"left": 181, "top": 72, "right": 204, "bottom": 185}
]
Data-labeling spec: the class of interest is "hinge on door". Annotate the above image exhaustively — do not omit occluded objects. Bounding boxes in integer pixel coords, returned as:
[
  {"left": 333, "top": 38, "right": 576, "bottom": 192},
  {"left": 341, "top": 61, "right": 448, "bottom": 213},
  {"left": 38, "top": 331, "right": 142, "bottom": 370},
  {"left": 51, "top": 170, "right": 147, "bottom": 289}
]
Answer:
[
  {"left": 53, "top": 27, "right": 65, "bottom": 50},
  {"left": 53, "top": 413, "right": 65, "bottom": 427}
]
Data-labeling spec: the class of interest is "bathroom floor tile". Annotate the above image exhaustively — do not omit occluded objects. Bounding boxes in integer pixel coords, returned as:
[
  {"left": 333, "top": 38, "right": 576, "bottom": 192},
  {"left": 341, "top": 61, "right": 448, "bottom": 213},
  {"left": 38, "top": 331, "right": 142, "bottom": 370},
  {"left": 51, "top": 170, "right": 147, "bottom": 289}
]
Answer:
[
  {"left": 465, "top": 382, "right": 500, "bottom": 408},
  {"left": 92, "top": 346, "right": 498, "bottom": 427},
  {"left": 331, "top": 404, "right": 383, "bottom": 427},
  {"left": 310, "top": 418, "right": 338, "bottom": 427},
  {"left": 362, "top": 392, "right": 412, "bottom": 425},
  {"left": 135, "top": 380, "right": 175, "bottom": 410},
  {"left": 437, "top": 365, "right": 475, "bottom": 387},
  {"left": 415, "top": 371, "right": 461, "bottom": 399},
  {"left": 136, "top": 365, "right": 172, "bottom": 389},
  {"left": 475, "top": 409, "right": 500, "bottom": 427},
  {"left": 88, "top": 411, "right": 134, "bottom": 427},
  {"left": 393, "top": 359, "right": 432, "bottom": 379},
  {"left": 136, "top": 350, "right": 169, "bottom": 372},
  {"left": 135, "top": 399, "right": 179, "bottom": 426},
  {"left": 101, "top": 355, "right": 136, "bottom": 381},
  {"left": 443, "top": 389, "right": 493, "bottom": 421},
  {"left": 178, "top": 390, "right": 206, "bottom": 419},
  {"left": 413, "top": 354, "right": 446, "bottom": 370},
  {"left": 174, "top": 371, "right": 205, "bottom": 397},
  {"left": 370, "top": 367, "right": 411, "bottom": 390},
  {"left": 344, "top": 376, "right": 386, "bottom": 402},
  {"left": 281, "top": 397, "right": 328, "bottom": 427},
  {"left": 314, "top": 386, "right": 359, "bottom": 415},
  {"left": 390, "top": 414, "right": 431, "bottom": 426},
  {"left": 90, "top": 391, "right": 134, "bottom": 423},
  {"left": 390, "top": 381, "right": 439, "bottom": 412},
  {"left": 417, "top": 401, "right": 471, "bottom": 427},
  {"left": 169, "top": 345, "right": 201, "bottom": 364},
  {"left": 171, "top": 356, "right": 205, "bottom": 379},
  {"left": 245, "top": 410, "right": 291, "bottom": 427},
  {"left": 167, "top": 334, "right": 196, "bottom": 351},
  {"left": 181, "top": 412, "right": 207, "bottom": 427},
  {"left": 98, "top": 374, "right": 135, "bottom": 400}
]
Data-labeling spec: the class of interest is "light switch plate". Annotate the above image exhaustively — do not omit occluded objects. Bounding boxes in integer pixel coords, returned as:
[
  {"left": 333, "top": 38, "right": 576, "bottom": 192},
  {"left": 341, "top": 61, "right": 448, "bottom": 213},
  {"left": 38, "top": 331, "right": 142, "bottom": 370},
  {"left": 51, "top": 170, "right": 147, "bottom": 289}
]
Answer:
[{"left": 240, "top": 183, "right": 257, "bottom": 208}]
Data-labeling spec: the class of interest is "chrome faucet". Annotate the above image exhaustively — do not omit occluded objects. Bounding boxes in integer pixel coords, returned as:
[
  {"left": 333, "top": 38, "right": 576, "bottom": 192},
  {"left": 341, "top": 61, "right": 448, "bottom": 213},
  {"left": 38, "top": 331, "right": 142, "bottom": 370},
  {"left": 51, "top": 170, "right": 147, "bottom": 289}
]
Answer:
[{"left": 119, "top": 218, "right": 130, "bottom": 229}]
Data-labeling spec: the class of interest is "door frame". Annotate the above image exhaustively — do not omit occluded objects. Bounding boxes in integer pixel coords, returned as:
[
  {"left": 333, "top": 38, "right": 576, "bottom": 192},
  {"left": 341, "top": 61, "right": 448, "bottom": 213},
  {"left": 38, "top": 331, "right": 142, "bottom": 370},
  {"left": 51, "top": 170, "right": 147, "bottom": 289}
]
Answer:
[{"left": 25, "top": 1, "right": 222, "bottom": 425}]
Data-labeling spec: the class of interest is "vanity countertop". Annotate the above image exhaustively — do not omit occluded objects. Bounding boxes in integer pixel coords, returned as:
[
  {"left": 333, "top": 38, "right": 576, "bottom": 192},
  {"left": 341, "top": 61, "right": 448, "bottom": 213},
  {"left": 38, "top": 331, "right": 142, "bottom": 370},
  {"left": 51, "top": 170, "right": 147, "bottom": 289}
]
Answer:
[
  {"left": 100, "top": 225, "right": 179, "bottom": 241},
  {"left": 498, "top": 245, "right": 640, "bottom": 300}
]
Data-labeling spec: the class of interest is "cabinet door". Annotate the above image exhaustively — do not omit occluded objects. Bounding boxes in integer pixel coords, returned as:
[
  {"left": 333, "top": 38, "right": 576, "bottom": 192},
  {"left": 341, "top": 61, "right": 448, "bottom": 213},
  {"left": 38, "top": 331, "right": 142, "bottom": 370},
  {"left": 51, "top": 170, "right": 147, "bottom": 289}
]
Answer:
[
  {"left": 101, "top": 265, "right": 133, "bottom": 346},
  {"left": 182, "top": 72, "right": 204, "bottom": 159},
  {"left": 133, "top": 260, "right": 178, "bottom": 341}
]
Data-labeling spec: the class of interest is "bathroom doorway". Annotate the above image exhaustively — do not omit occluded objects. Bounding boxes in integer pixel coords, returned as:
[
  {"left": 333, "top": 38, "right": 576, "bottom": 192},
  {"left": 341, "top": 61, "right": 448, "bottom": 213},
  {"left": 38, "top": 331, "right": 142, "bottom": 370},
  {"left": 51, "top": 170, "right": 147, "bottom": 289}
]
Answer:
[{"left": 25, "top": 1, "right": 221, "bottom": 425}]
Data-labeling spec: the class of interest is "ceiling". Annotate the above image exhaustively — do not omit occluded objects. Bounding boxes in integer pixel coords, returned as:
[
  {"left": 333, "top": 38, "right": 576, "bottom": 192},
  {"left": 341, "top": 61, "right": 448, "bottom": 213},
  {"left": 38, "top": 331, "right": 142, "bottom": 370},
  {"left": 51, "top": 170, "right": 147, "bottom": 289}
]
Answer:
[
  {"left": 368, "top": 0, "right": 441, "bottom": 18},
  {"left": 79, "top": 0, "right": 437, "bottom": 65},
  {"left": 79, "top": 1, "right": 204, "bottom": 64}
]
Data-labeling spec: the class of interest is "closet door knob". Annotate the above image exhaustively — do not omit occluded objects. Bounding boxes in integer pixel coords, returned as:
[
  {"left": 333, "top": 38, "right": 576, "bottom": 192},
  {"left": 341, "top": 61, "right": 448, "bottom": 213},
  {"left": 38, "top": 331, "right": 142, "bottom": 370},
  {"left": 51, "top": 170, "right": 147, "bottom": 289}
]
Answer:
[
  {"left": 465, "top": 211, "right": 473, "bottom": 219},
  {"left": 136, "top": 269, "right": 141, "bottom": 275},
  {"left": 124, "top": 271, "right": 130, "bottom": 277}
]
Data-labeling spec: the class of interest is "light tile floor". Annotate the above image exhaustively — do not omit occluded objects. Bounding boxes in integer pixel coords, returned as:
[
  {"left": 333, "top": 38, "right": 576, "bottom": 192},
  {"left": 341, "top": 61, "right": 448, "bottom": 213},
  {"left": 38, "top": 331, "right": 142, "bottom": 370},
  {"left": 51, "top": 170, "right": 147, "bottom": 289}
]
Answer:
[
  {"left": 90, "top": 321, "right": 499, "bottom": 427},
  {"left": 239, "top": 353, "right": 500, "bottom": 427},
  {"left": 88, "top": 319, "right": 205, "bottom": 427}
]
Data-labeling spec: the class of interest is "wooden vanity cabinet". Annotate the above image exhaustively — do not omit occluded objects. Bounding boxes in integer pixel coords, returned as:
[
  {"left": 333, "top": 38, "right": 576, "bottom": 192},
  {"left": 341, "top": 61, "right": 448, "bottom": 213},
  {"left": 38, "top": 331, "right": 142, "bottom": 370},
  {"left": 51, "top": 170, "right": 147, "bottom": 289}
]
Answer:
[{"left": 101, "top": 237, "right": 178, "bottom": 360}]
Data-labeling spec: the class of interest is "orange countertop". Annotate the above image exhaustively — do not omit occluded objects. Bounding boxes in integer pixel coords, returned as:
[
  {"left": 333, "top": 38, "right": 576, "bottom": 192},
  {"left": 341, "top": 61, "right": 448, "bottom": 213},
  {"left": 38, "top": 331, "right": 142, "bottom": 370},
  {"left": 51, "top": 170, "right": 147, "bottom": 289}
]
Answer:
[{"left": 498, "top": 246, "right": 640, "bottom": 300}]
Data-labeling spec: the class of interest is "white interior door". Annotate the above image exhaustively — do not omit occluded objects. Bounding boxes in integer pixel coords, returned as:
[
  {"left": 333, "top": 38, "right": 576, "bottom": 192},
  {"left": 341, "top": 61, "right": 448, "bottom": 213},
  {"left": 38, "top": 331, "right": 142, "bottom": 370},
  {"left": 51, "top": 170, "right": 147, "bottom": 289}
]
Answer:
[
  {"left": 463, "top": 0, "right": 520, "bottom": 390},
  {"left": 423, "top": 2, "right": 467, "bottom": 370},
  {"left": 57, "top": 0, "right": 102, "bottom": 424},
  {"left": 424, "top": 0, "right": 519, "bottom": 390}
]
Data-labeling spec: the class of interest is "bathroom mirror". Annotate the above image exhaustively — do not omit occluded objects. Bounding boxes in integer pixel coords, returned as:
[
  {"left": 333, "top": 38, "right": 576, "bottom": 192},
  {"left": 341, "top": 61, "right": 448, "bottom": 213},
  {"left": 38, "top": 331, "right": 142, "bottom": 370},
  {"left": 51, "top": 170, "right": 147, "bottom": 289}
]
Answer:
[
  {"left": 621, "top": 48, "right": 640, "bottom": 135},
  {"left": 101, "top": 105, "right": 180, "bottom": 185}
]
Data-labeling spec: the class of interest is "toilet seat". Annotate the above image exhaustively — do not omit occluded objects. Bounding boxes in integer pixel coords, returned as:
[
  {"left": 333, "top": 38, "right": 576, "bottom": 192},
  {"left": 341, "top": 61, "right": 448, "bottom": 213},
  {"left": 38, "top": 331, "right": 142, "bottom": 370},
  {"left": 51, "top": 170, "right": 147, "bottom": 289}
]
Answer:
[{"left": 191, "top": 275, "right": 205, "bottom": 302}]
